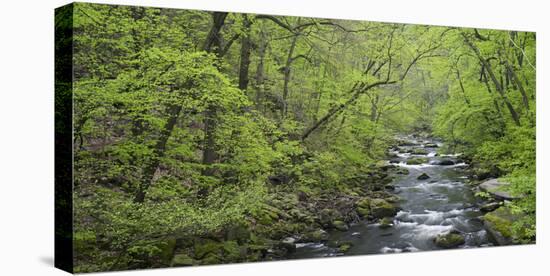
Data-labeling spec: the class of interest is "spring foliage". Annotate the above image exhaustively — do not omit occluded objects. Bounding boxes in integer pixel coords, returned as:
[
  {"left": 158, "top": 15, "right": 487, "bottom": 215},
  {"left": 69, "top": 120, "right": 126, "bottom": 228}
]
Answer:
[{"left": 63, "top": 3, "right": 536, "bottom": 271}]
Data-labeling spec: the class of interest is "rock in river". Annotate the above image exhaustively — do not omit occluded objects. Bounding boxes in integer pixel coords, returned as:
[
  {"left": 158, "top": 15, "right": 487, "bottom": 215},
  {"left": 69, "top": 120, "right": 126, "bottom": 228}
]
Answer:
[
  {"left": 370, "top": 198, "right": 398, "bottom": 219},
  {"left": 332, "top": 220, "right": 349, "bottom": 231},
  {"left": 434, "top": 232, "right": 465, "bottom": 248},
  {"left": 483, "top": 206, "right": 522, "bottom": 245},
  {"left": 480, "top": 202, "right": 501, "bottom": 213},
  {"left": 433, "top": 159, "right": 455, "bottom": 166},
  {"left": 407, "top": 157, "right": 428, "bottom": 165},
  {"left": 280, "top": 237, "right": 297, "bottom": 253},
  {"left": 479, "top": 179, "right": 520, "bottom": 200},
  {"left": 417, "top": 173, "right": 430, "bottom": 180}
]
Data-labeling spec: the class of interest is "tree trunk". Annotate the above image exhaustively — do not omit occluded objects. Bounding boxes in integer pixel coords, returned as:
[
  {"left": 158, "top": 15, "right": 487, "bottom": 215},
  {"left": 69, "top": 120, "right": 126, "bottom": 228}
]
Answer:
[
  {"left": 282, "top": 33, "right": 299, "bottom": 119},
  {"left": 201, "top": 12, "right": 229, "bottom": 176},
  {"left": 254, "top": 30, "right": 266, "bottom": 110},
  {"left": 462, "top": 33, "right": 521, "bottom": 127},
  {"left": 302, "top": 80, "right": 395, "bottom": 141},
  {"left": 238, "top": 15, "right": 252, "bottom": 91},
  {"left": 134, "top": 12, "right": 229, "bottom": 202},
  {"left": 134, "top": 104, "right": 182, "bottom": 202}
]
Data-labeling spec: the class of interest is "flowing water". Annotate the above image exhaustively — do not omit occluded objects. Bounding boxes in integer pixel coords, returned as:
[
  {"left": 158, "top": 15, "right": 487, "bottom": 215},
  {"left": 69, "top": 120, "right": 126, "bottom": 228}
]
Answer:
[{"left": 290, "top": 135, "right": 493, "bottom": 258}]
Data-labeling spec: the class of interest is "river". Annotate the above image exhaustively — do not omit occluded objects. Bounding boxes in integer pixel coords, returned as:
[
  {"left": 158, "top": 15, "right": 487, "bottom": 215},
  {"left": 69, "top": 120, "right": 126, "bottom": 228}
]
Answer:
[{"left": 290, "top": 135, "right": 493, "bottom": 258}]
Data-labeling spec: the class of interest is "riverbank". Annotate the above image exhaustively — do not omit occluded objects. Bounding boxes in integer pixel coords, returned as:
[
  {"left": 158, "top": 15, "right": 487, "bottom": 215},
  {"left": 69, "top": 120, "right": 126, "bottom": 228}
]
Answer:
[{"left": 156, "top": 133, "right": 534, "bottom": 267}]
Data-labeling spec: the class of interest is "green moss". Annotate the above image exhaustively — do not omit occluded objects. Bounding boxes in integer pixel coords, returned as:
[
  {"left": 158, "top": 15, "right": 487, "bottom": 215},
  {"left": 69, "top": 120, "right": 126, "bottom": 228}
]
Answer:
[
  {"left": 484, "top": 208, "right": 513, "bottom": 238},
  {"left": 379, "top": 217, "right": 393, "bottom": 229},
  {"left": 412, "top": 148, "right": 428, "bottom": 155},
  {"left": 171, "top": 253, "right": 194, "bottom": 267},
  {"left": 357, "top": 207, "right": 370, "bottom": 217},
  {"left": 357, "top": 197, "right": 371, "bottom": 209},
  {"left": 370, "top": 198, "right": 397, "bottom": 219},
  {"left": 434, "top": 233, "right": 465, "bottom": 248},
  {"left": 407, "top": 157, "right": 428, "bottom": 165},
  {"left": 332, "top": 220, "right": 349, "bottom": 231},
  {"left": 303, "top": 229, "right": 329, "bottom": 242},
  {"left": 338, "top": 242, "right": 353, "bottom": 253}
]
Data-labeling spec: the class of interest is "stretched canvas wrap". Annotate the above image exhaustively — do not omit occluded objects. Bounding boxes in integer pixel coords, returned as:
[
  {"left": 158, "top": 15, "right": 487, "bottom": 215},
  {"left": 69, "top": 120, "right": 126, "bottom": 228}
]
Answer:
[{"left": 55, "top": 2, "right": 536, "bottom": 273}]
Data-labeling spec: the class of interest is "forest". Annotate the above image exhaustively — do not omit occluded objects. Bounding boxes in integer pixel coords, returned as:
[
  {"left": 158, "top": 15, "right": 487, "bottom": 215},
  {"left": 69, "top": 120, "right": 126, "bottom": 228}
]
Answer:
[{"left": 55, "top": 3, "right": 535, "bottom": 272}]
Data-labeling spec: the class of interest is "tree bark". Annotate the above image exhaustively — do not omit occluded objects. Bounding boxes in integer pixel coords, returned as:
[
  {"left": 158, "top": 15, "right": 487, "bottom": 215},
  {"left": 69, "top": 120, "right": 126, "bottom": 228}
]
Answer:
[
  {"left": 238, "top": 15, "right": 252, "bottom": 91},
  {"left": 462, "top": 32, "right": 521, "bottom": 127},
  {"left": 282, "top": 33, "right": 299, "bottom": 119},
  {"left": 134, "top": 12, "right": 229, "bottom": 202}
]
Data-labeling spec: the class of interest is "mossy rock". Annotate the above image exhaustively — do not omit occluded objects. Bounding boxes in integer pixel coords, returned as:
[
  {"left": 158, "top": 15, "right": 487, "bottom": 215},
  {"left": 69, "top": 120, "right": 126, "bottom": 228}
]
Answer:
[
  {"left": 379, "top": 217, "right": 394, "bottom": 229},
  {"left": 434, "top": 232, "right": 465, "bottom": 248},
  {"left": 289, "top": 209, "right": 314, "bottom": 224},
  {"left": 412, "top": 148, "right": 428, "bottom": 155},
  {"left": 394, "top": 167, "right": 410, "bottom": 175},
  {"left": 332, "top": 220, "right": 349, "bottom": 231},
  {"left": 194, "top": 240, "right": 223, "bottom": 259},
  {"left": 407, "top": 157, "right": 428, "bottom": 165},
  {"left": 338, "top": 242, "right": 353, "bottom": 253},
  {"left": 370, "top": 198, "right": 398, "bottom": 219},
  {"left": 356, "top": 197, "right": 372, "bottom": 209},
  {"left": 303, "top": 229, "right": 329, "bottom": 242},
  {"left": 417, "top": 173, "right": 430, "bottom": 180},
  {"left": 357, "top": 207, "right": 370, "bottom": 218},
  {"left": 482, "top": 206, "right": 525, "bottom": 245},
  {"left": 171, "top": 253, "right": 195, "bottom": 267},
  {"left": 319, "top": 208, "right": 342, "bottom": 227}
]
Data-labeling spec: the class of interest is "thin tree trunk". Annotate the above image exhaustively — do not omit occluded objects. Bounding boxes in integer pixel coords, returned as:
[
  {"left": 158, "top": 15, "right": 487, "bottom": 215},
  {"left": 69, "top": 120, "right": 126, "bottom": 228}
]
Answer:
[
  {"left": 134, "top": 12, "right": 229, "bottom": 202},
  {"left": 134, "top": 104, "right": 182, "bottom": 203},
  {"left": 462, "top": 33, "right": 521, "bottom": 126},
  {"left": 282, "top": 33, "right": 299, "bottom": 119},
  {"left": 238, "top": 15, "right": 252, "bottom": 91}
]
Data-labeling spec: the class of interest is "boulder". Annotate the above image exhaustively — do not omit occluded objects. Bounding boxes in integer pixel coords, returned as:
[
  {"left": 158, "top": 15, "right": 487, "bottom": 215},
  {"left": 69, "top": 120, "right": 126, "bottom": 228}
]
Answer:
[
  {"left": 480, "top": 202, "right": 501, "bottom": 213},
  {"left": 332, "top": 220, "right": 349, "bottom": 231},
  {"left": 279, "top": 237, "right": 297, "bottom": 253},
  {"left": 370, "top": 198, "right": 398, "bottom": 219},
  {"left": 412, "top": 148, "right": 429, "bottom": 155},
  {"left": 483, "top": 207, "right": 521, "bottom": 245},
  {"left": 379, "top": 217, "right": 394, "bottom": 229},
  {"left": 424, "top": 143, "right": 438, "bottom": 148},
  {"left": 319, "top": 208, "right": 342, "bottom": 227},
  {"left": 303, "top": 229, "right": 329, "bottom": 242},
  {"left": 407, "top": 157, "right": 428, "bottom": 165},
  {"left": 393, "top": 167, "right": 410, "bottom": 175},
  {"left": 356, "top": 197, "right": 371, "bottom": 209},
  {"left": 479, "top": 179, "right": 520, "bottom": 200},
  {"left": 357, "top": 207, "right": 370, "bottom": 218},
  {"left": 435, "top": 159, "right": 455, "bottom": 166},
  {"left": 338, "top": 242, "right": 353, "bottom": 253},
  {"left": 417, "top": 173, "right": 430, "bottom": 180},
  {"left": 389, "top": 159, "right": 401, "bottom": 164},
  {"left": 434, "top": 232, "right": 465, "bottom": 248},
  {"left": 397, "top": 140, "right": 416, "bottom": 146}
]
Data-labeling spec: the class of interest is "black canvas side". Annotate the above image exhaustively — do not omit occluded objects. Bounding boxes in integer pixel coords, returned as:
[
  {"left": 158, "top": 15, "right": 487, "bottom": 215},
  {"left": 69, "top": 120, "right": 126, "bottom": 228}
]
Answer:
[{"left": 54, "top": 3, "right": 74, "bottom": 274}]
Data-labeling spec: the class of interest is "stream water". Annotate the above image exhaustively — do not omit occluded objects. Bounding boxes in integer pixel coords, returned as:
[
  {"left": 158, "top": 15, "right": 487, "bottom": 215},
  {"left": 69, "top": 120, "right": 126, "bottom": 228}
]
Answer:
[{"left": 290, "top": 135, "right": 493, "bottom": 258}]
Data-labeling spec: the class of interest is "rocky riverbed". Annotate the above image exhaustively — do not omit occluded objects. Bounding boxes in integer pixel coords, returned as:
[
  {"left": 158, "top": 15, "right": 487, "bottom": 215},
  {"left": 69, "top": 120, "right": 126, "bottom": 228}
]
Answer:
[{"left": 165, "top": 134, "right": 522, "bottom": 267}]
